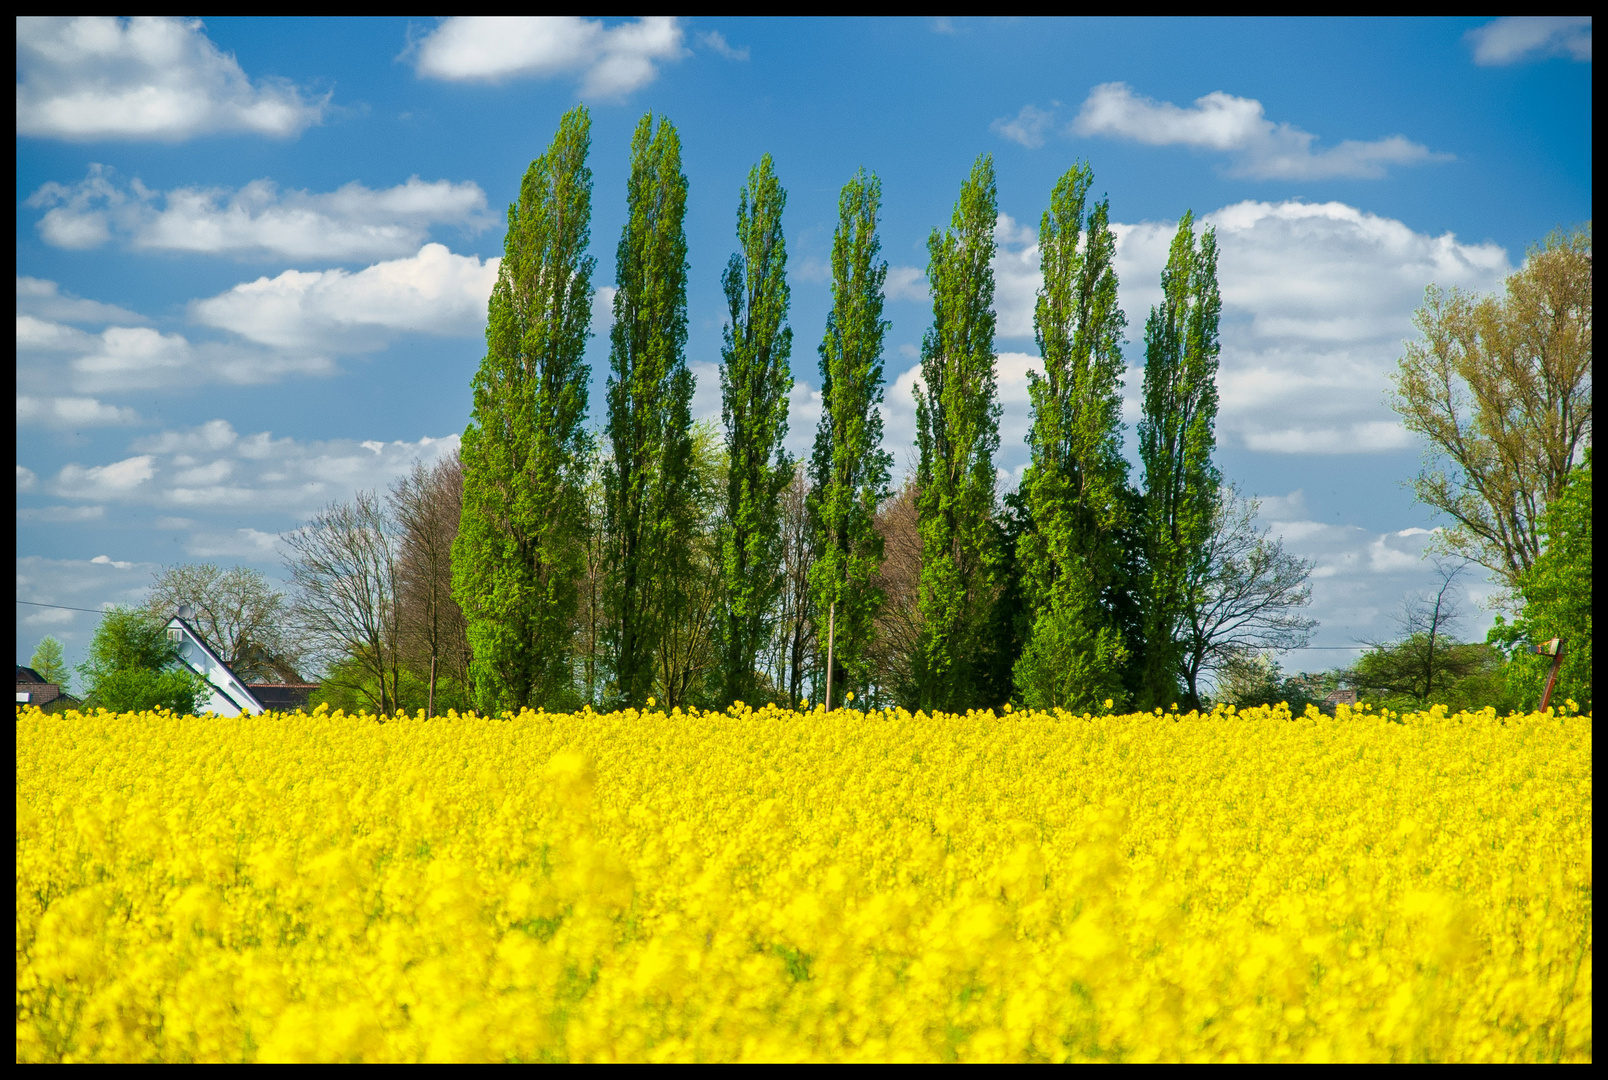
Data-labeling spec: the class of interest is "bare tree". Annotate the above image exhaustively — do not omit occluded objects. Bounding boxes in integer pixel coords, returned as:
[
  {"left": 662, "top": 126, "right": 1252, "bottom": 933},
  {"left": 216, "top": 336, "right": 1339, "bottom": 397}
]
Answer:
[
  {"left": 143, "top": 563, "right": 302, "bottom": 681},
  {"left": 281, "top": 490, "right": 402, "bottom": 714},
  {"left": 575, "top": 451, "right": 611, "bottom": 706},
  {"left": 390, "top": 453, "right": 471, "bottom": 716},
  {"left": 769, "top": 462, "right": 818, "bottom": 706},
  {"left": 1350, "top": 558, "right": 1493, "bottom": 703},
  {"left": 1391, "top": 224, "right": 1591, "bottom": 596},
  {"left": 653, "top": 422, "right": 724, "bottom": 707},
  {"left": 868, "top": 481, "right": 923, "bottom": 708},
  {"left": 1181, "top": 487, "right": 1317, "bottom": 706}
]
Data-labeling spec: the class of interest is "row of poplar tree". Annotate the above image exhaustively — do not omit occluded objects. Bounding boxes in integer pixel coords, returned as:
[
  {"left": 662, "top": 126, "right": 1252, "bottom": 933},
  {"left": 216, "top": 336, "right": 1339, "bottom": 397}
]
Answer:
[{"left": 451, "top": 106, "right": 1227, "bottom": 716}]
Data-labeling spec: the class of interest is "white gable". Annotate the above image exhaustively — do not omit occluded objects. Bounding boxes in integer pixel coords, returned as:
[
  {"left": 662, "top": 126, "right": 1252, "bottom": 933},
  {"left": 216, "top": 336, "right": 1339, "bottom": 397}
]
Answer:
[{"left": 165, "top": 616, "right": 264, "bottom": 716}]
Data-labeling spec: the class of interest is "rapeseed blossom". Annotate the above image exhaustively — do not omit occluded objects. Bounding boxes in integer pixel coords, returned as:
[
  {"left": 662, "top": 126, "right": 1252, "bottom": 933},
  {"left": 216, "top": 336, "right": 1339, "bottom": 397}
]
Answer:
[{"left": 15, "top": 702, "right": 1592, "bottom": 1062}]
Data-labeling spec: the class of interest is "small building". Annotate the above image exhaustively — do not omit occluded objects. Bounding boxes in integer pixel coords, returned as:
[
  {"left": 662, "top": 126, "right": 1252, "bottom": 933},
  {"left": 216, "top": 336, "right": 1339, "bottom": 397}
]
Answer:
[
  {"left": 1324, "top": 689, "right": 1360, "bottom": 708},
  {"left": 16, "top": 665, "right": 81, "bottom": 713}
]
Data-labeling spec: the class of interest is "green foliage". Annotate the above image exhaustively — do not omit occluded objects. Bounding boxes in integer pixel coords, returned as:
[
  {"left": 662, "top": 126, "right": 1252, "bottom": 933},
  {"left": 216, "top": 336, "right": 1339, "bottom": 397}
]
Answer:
[
  {"left": 914, "top": 155, "right": 1002, "bottom": 712},
  {"left": 30, "top": 636, "right": 69, "bottom": 691},
  {"left": 1014, "top": 162, "right": 1132, "bottom": 712},
  {"left": 77, "top": 608, "right": 208, "bottom": 715},
  {"left": 1348, "top": 639, "right": 1521, "bottom": 715},
  {"left": 1138, "top": 212, "right": 1222, "bottom": 710},
  {"left": 455, "top": 105, "right": 596, "bottom": 714},
  {"left": 311, "top": 657, "right": 476, "bottom": 717},
  {"left": 604, "top": 113, "right": 696, "bottom": 707},
  {"left": 1213, "top": 653, "right": 1337, "bottom": 714},
  {"left": 809, "top": 168, "right": 894, "bottom": 707},
  {"left": 716, "top": 154, "right": 794, "bottom": 707},
  {"left": 1491, "top": 448, "right": 1592, "bottom": 710}
]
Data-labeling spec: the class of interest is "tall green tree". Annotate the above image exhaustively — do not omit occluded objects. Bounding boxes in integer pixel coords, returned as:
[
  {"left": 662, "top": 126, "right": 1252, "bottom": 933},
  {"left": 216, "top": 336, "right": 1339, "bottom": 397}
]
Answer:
[
  {"left": 1138, "top": 212, "right": 1222, "bottom": 709},
  {"left": 716, "top": 154, "right": 794, "bottom": 706},
  {"left": 604, "top": 113, "right": 695, "bottom": 706},
  {"left": 809, "top": 168, "right": 894, "bottom": 707},
  {"left": 1013, "top": 163, "right": 1132, "bottom": 711},
  {"left": 914, "top": 155, "right": 1002, "bottom": 711},
  {"left": 455, "top": 105, "right": 596, "bottom": 713}
]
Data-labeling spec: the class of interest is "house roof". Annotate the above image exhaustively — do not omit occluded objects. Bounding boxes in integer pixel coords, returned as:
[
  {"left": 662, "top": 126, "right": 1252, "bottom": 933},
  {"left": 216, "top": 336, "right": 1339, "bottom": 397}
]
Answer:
[
  {"left": 167, "top": 614, "right": 266, "bottom": 715},
  {"left": 17, "top": 665, "right": 48, "bottom": 685}
]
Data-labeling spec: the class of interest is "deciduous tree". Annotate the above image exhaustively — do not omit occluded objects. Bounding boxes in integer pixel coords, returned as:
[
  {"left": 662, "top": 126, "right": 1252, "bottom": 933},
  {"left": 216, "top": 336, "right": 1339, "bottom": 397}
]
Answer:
[
  {"left": 604, "top": 113, "right": 695, "bottom": 706},
  {"left": 455, "top": 105, "right": 595, "bottom": 712},
  {"left": 914, "top": 155, "right": 1001, "bottom": 711},
  {"left": 717, "top": 154, "right": 794, "bottom": 706},
  {"left": 1391, "top": 223, "right": 1591, "bottom": 594},
  {"left": 143, "top": 563, "right": 299, "bottom": 682},
  {"left": 1138, "top": 211, "right": 1222, "bottom": 709},
  {"left": 1014, "top": 162, "right": 1131, "bottom": 711},
  {"left": 809, "top": 168, "right": 893, "bottom": 708}
]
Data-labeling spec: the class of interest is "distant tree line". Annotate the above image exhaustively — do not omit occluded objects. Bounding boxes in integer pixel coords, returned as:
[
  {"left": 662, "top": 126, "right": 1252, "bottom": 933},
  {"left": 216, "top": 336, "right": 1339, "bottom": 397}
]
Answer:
[{"left": 47, "top": 124, "right": 1585, "bottom": 719}]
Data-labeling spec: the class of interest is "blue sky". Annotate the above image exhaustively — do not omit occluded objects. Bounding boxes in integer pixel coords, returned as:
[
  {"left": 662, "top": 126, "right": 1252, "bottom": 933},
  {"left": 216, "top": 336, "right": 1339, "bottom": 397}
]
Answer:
[{"left": 15, "top": 16, "right": 1593, "bottom": 679}]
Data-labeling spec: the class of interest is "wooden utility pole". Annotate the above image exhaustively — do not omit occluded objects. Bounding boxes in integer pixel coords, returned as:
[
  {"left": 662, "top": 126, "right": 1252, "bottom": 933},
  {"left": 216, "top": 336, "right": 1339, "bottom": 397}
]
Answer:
[
  {"left": 824, "top": 600, "right": 836, "bottom": 710},
  {"left": 1536, "top": 638, "right": 1566, "bottom": 711}
]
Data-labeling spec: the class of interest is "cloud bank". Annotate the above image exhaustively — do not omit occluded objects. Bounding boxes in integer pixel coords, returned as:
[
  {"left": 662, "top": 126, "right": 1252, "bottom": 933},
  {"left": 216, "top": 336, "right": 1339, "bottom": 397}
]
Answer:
[
  {"left": 16, "top": 16, "right": 326, "bottom": 141},
  {"left": 1465, "top": 17, "right": 1591, "bottom": 66},
  {"left": 28, "top": 165, "right": 490, "bottom": 260},
  {"left": 411, "top": 16, "right": 686, "bottom": 97},
  {"left": 1071, "top": 83, "right": 1450, "bottom": 180}
]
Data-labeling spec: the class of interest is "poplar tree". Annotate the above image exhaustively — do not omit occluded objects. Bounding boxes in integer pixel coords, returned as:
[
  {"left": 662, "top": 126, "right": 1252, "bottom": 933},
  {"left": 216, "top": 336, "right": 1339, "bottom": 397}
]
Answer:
[
  {"left": 1014, "top": 163, "right": 1132, "bottom": 710},
  {"left": 604, "top": 114, "right": 695, "bottom": 706},
  {"left": 914, "top": 155, "right": 1001, "bottom": 711},
  {"left": 1138, "top": 212, "right": 1222, "bottom": 709},
  {"left": 716, "top": 154, "right": 794, "bottom": 706},
  {"left": 809, "top": 168, "right": 894, "bottom": 707},
  {"left": 454, "top": 106, "right": 594, "bottom": 712}
]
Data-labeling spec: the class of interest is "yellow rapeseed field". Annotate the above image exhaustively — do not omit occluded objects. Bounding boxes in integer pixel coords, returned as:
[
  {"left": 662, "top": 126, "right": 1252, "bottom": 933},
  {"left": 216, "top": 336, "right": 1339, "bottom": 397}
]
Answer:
[{"left": 15, "top": 701, "right": 1592, "bottom": 1062}]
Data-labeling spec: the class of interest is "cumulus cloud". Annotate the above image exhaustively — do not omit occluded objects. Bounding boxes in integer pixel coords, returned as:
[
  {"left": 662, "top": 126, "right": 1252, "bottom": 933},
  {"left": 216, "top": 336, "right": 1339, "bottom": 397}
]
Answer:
[
  {"left": 53, "top": 420, "right": 461, "bottom": 520},
  {"left": 991, "top": 103, "right": 1056, "bottom": 149},
  {"left": 190, "top": 243, "right": 500, "bottom": 350},
  {"left": 17, "top": 395, "right": 142, "bottom": 428},
  {"left": 885, "top": 266, "right": 929, "bottom": 303},
  {"left": 1466, "top": 16, "right": 1591, "bottom": 65},
  {"left": 1103, "top": 199, "right": 1510, "bottom": 455},
  {"left": 17, "top": 466, "right": 40, "bottom": 492},
  {"left": 27, "top": 165, "right": 490, "bottom": 260},
  {"left": 16, "top": 16, "right": 326, "bottom": 141},
  {"left": 16, "top": 276, "right": 145, "bottom": 325},
  {"left": 411, "top": 16, "right": 686, "bottom": 97},
  {"left": 184, "top": 528, "right": 281, "bottom": 559},
  {"left": 16, "top": 317, "right": 333, "bottom": 394},
  {"left": 1072, "top": 82, "right": 1451, "bottom": 180}
]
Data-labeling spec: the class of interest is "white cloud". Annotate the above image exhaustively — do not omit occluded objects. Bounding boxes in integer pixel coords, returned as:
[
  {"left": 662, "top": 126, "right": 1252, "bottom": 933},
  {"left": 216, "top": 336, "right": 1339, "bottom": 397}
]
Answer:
[
  {"left": 17, "top": 395, "right": 142, "bottom": 427},
  {"left": 1466, "top": 17, "right": 1591, "bottom": 65},
  {"left": 1243, "top": 421, "right": 1412, "bottom": 454},
  {"left": 27, "top": 165, "right": 490, "bottom": 260},
  {"left": 18, "top": 465, "right": 39, "bottom": 492},
  {"left": 184, "top": 528, "right": 281, "bottom": 559},
  {"left": 412, "top": 16, "right": 686, "bottom": 97},
  {"left": 54, "top": 455, "right": 157, "bottom": 500},
  {"left": 1072, "top": 82, "right": 1451, "bottom": 180},
  {"left": 992, "top": 214, "right": 1040, "bottom": 340},
  {"left": 16, "top": 16, "right": 326, "bottom": 141},
  {"left": 991, "top": 103, "right": 1055, "bottom": 149},
  {"left": 22, "top": 321, "right": 332, "bottom": 394},
  {"left": 90, "top": 554, "right": 135, "bottom": 570},
  {"left": 16, "top": 276, "right": 146, "bottom": 325},
  {"left": 699, "top": 31, "right": 750, "bottom": 61},
  {"left": 55, "top": 420, "right": 461, "bottom": 520},
  {"left": 1108, "top": 199, "right": 1510, "bottom": 455},
  {"left": 885, "top": 266, "right": 929, "bottom": 303},
  {"left": 190, "top": 243, "right": 500, "bottom": 350}
]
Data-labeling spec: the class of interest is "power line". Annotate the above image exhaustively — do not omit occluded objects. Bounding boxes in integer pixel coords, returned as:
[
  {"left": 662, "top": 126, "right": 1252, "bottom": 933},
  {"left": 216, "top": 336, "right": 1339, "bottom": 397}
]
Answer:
[{"left": 15, "top": 599, "right": 113, "bottom": 615}]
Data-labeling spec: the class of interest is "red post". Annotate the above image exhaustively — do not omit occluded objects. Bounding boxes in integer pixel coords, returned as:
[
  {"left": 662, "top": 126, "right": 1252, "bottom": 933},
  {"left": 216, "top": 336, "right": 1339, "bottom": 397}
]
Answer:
[{"left": 1536, "top": 638, "right": 1567, "bottom": 712}]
